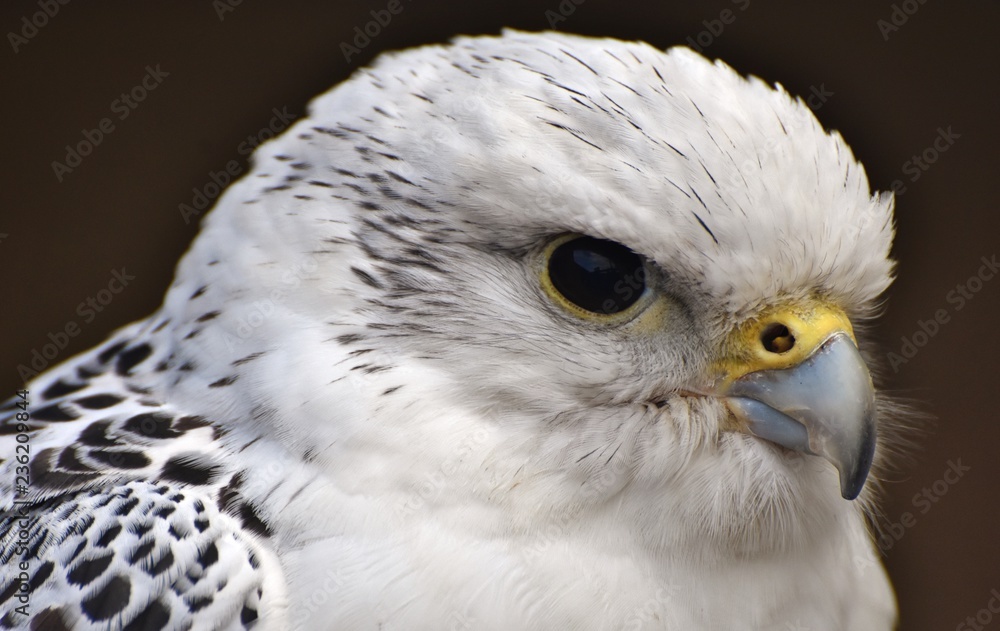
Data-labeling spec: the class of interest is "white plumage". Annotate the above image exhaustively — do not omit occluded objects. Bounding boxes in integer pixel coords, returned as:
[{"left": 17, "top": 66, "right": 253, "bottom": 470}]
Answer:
[{"left": 0, "top": 31, "right": 902, "bottom": 629}]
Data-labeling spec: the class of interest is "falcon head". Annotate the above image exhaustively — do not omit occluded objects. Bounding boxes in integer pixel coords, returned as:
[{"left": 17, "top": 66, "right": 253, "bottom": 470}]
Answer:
[{"left": 166, "top": 31, "right": 901, "bottom": 559}]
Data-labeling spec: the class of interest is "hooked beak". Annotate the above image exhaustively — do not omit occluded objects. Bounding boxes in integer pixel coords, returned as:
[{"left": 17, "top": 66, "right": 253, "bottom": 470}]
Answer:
[{"left": 715, "top": 303, "right": 877, "bottom": 500}]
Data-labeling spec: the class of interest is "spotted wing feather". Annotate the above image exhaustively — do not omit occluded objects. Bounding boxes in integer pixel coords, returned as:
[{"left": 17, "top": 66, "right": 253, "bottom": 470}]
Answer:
[{"left": 0, "top": 326, "right": 280, "bottom": 630}]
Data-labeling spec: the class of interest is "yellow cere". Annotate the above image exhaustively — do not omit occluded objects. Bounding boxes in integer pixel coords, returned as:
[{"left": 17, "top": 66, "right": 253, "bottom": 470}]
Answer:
[{"left": 713, "top": 301, "right": 857, "bottom": 388}]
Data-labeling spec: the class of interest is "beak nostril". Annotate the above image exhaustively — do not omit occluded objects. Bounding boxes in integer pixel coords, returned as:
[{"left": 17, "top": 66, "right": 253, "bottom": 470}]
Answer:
[{"left": 761, "top": 323, "right": 795, "bottom": 354}]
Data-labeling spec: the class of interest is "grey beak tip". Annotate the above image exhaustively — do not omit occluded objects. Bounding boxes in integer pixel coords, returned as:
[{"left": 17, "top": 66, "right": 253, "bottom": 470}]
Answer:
[
  {"left": 726, "top": 333, "right": 878, "bottom": 501},
  {"left": 840, "top": 476, "right": 865, "bottom": 501},
  {"left": 839, "top": 424, "right": 877, "bottom": 500}
]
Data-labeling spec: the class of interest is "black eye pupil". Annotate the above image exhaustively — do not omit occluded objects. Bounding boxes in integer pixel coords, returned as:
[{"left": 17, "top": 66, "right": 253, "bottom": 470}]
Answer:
[{"left": 548, "top": 236, "right": 645, "bottom": 314}]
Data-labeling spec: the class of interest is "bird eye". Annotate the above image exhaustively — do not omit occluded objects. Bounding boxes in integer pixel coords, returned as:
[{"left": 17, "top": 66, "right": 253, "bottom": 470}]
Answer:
[{"left": 543, "top": 235, "right": 646, "bottom": 317}]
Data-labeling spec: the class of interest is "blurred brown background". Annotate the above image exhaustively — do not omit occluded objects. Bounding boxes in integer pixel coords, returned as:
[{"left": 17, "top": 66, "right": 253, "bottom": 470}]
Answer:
[{"left": 0, "top": 1, "right": 996, "bottom": 629}]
